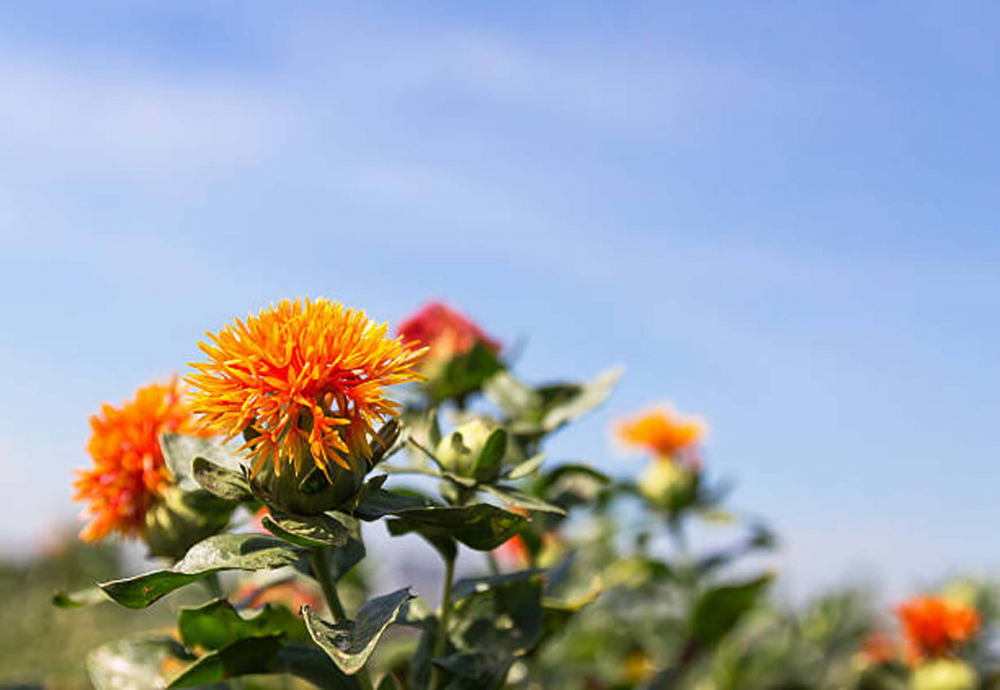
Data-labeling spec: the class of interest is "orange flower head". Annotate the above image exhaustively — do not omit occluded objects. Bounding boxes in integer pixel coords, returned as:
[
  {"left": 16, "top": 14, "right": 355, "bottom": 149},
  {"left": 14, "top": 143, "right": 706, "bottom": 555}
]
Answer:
[
  {"left": 74, "top": 377, "right": 202, "bottom": 542},
  {"left": 187, "top": 298, "right": 425, "bottom": 480},
  {"left": 616, "top": 405, "right": 706, "bottom": 460},
  {"left": 897, "top": 596, "right": 980, "bottom": 661},
  {"left": 397, "top": 301, "right": 500, "bottom": 360}
]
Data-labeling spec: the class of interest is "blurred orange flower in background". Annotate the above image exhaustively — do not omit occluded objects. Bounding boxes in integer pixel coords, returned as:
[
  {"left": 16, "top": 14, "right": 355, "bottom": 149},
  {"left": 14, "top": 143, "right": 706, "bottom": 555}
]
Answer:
[
  {"left": 616, "top": 405, "right": 706, "bottom": 460},
  {"left": 495, "top": 533, "right": 529, "bottom": 570},
  {"left": 187, "top": 298, "right": 425, "bottom": 480},
  {"left": 397, "top": 301, "right": 500, "bottom": 360},
  {"left": 897, "top": 596, "right": 980, "bottom": 661},
  {"left": 233, "top": 579, "right": 323, "bottom": 612},
  {"left": 74, "top": 377, "right": 203, "bottom": 542},
  {"left": 859, "top": 631, "right": 898, "bottom": 664}
]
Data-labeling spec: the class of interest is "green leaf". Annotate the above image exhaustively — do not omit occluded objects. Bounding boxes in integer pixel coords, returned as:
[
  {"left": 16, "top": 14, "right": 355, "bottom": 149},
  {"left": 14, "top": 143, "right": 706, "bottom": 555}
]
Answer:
[
  {"left": 192, "top": 457, "right": 252, "bottom": 501},
  {"left": 449, "top": 575, "right": 544, "bottom": 658},
  {"left": 304, "top": 588, "right": 415, "bottom": 675},
  {"left": 88, "top": 635, "right": 194, "bottom": 690},
  {"left": 540, "top": 365, "right": 623, "bottom": 431},
  {"left": 328, "top": 538, "right": 367, "bottom": 582},
  {"left": 484, "top": 372, "right": 540, "bottom": 419},
  {"left": 354, "top": 488, "right": 438, "bottom": 520},
  {"left": 481, "top": 484, "right": 566, "bottom": 515},
  {"left": 376, "top": 675, "right": 402, "bottom": 690},
  {"left": 100, "top": 534, "right": 301, "bottom": 609},
  {"left": 433, "top": 651, "right": 514, "bottom": 689},
  {"left": 178, "top": 599, "right": 305, "bottom": 651},
  {"left": 473, "top": 428, "right": 507, "bottom": 483},
  {"left": 451, "top": 569, "right": 545, "bottom": 602},
  {"left": 428, "top": 342, "right": 504, "bottom": 403},
  {"left": 505, "top": 452, "right": 546, "bottom": 480},
  {"left": 53, "top": 586, "right": 107, "bottom": 608},
  {"left": 385, "top": 504, "right": 528, "bottom": 551},
  {"left": 386, "top": 519, "right": 458, "bottom": 562},
  {"left": 160, "top": 433, "right": 240, "bottom": 490},
  {"left": 538, "top": 463, "right": 610, "bottom": 510},
  {"left": 262, "top": 510, "right": 359, "bottom": 548},
  {"left": 690, "top": 574, "right": 772, "bottom": 646},
  {"left": 169, "top": 636, "right": 355, "bottom": 688}
]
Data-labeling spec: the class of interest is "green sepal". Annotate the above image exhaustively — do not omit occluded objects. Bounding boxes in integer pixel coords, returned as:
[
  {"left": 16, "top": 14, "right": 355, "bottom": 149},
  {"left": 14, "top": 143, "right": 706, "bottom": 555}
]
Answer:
[
  {"left": 262, "top": 509, "right": 360, "bottom": 548},
  {"left": 192, "top": 457, "right": 253, "bottom": 501}
]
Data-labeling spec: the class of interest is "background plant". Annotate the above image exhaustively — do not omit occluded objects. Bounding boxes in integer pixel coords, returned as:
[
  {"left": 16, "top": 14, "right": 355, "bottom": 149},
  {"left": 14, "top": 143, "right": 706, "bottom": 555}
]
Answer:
[{"left": 34, "top": 299, "right": 996, "bottom": 690}]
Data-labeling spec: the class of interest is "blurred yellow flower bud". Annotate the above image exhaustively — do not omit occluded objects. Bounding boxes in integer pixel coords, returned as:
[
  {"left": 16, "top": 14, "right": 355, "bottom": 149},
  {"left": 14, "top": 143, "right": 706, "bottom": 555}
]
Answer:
[{"left": 911, "top": 659, "right": 977, "bottom": 690}]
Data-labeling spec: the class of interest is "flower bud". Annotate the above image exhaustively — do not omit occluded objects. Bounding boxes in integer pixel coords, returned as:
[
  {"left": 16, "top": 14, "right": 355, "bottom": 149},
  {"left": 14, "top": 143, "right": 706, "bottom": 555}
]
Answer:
[
  {"left": 252, "top": 452, "right": 367, "bottom": 516},
  {"left": 638, "top": 458, "right": 695, "bottom": 507},
  {"left": 911, "top": 659, "right": 976, "bottom": 690},
  {"left": 143, "top": 485, "right": 232, "bottom": 559},
  {"left": 435, "top": 418, "right": 499, "bottom": 479}
]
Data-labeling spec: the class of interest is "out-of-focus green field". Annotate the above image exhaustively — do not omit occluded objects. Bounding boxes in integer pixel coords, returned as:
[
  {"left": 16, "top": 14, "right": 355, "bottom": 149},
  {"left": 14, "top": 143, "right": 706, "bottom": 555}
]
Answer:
[{"left": 0, "top": 537, "right": 181, "bottom": 688}]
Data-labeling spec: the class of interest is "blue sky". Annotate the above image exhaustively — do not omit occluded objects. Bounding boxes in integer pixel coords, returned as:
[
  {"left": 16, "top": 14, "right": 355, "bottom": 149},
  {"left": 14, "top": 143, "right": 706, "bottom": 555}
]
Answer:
[{"left": 2, "top": 1, "right": 999, "bottom": 599}]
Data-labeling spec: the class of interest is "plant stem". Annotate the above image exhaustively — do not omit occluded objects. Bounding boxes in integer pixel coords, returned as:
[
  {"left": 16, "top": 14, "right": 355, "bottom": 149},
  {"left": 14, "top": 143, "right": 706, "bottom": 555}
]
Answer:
[
  {"left": 310, "top": 548, "right": 347, "bottom": 622},
  {"left": 429, "top": 556, "right": 456, "bottom": 690},
  {"left": 486, "top": 551, "right": 501, "bottom": 576},
  {"left": 203, "top": 572, "right": 223, "bottom": 599},
  {"left": 310, "top": 548, "right": 374, "bottom": 690}
]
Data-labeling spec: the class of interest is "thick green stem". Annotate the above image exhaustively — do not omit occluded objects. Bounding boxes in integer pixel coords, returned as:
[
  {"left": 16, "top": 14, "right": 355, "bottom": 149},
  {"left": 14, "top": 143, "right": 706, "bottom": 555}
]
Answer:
[
  {"left": 310, "top": 548, "right": 347, "bottom": 622},
  {"left": 203, "top": 572, "right": 223, "bottom": 599},
  {"left": 429, "top": 556, "right": 456, "bottom": 690},
  {"left": 310, "top": 548, "right": 373, "bottom": 690}
]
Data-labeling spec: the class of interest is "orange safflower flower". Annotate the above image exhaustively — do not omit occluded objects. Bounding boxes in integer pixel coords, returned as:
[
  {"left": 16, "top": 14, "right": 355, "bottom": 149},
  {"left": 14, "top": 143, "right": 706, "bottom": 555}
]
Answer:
[
  {"left": 397, "top": 302, "right": 500, "bottom": 359},
  {"left": 187, "top": 298, "right": 425, "bottom": 480},
  {"left": 616, "top": 405, "right": 706, "bottom": 459},
  {"left": 74, "top": 377, "right": 203, "bottom": 542},
  {"left": 897, "top": 596, "right": 980, "bottom": 661}
]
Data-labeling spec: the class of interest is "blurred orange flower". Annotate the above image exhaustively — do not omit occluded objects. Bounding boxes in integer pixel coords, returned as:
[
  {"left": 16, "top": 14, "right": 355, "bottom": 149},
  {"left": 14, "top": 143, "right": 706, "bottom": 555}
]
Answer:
[
  {"left": 495, "top": 533, "right": 529, "bottom": 569},
  {"left": 860, "top": 631, "right": 898, "bottom": 664},
  {"left": 187, "top": 298, "right": 424, "bottom": 480},
  {"left": 397, "top": 302, "right": 500, "bottom": 359},
  {"left": 616, "top": 405, "right": 706, "bottom": 460},
  {"left": 897, "top": 596, "right": 980, "bottom": 661},
  {"left": 233, "top": 579, "right": 323, "bottom": 612},
  {"left": 74, "top": 377, "right": 203, "bottom": 542}
]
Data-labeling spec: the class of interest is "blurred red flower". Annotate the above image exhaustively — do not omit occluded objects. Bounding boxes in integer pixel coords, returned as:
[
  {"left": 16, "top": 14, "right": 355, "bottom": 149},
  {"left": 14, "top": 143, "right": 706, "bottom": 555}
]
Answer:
[{"left": 397, "top": 302, "right": 500, "bottom": 359}]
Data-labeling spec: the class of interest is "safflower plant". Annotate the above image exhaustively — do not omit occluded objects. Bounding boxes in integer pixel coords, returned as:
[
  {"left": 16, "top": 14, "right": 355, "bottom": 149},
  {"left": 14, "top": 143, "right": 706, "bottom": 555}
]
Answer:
[{"left": 56, "top": 297, "right": 995, "bottom": 689}]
